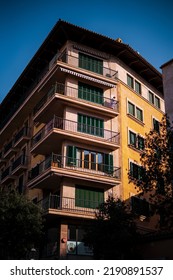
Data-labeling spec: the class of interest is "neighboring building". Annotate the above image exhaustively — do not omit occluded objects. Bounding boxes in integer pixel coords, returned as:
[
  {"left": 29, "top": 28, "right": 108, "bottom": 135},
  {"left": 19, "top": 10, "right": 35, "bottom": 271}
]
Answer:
[
  {"left": 0, "top": 20, "right": 164, "bottom": 259},
  {"left": 161, "top": 59, "right": 173, "bottom": 122}
]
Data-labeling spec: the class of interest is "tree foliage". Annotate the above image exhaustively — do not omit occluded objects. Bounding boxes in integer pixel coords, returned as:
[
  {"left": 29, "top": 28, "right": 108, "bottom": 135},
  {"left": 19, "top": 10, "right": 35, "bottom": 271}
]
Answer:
[
  {"left": 129, "top": 114, "right": 173, "bottom": 228},
  {"left": 84, "top": 197, "right": 139, "bottom": 259},
  {"left": 0, "top": 189, "right": 43, "bottom": 259}
]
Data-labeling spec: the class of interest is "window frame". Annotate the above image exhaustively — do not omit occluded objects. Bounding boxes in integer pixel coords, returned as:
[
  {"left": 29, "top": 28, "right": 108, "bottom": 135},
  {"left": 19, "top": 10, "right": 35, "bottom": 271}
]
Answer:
[
  {"left": 127, "top": 100, "right": 144, "bottom": 123},
  {"left": 128, "top": 129, "right": 144, "bottom": 151},
  {"left": 129, "top": 160, "right": 144, "bottom": 180},
  {"left": 135, "top": 80, "right": 141, "bottom": 94},
  {"left": 148, "top": 91, "right": 161, "bottom": 109},
  {"left": 127, "top": 74, "right": 134, "bottom": 89}
]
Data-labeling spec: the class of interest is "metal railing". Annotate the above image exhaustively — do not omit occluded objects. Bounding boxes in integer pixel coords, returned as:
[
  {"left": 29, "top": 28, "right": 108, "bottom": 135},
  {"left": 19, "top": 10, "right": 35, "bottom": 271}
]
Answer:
[
  {"left": 31, "top": 116, "right": 120, "bottom": 147},
  {"left": 33, "top": 82, "right": 119, "bottom": 116},
  {"left": 14, "top": 127, "right": 30, "bottom": 144},
  {"left": 28, "top": 153, "right": 121, "bottom": 181},
  {"left": 4, "top": 140, "right": 13, "bottom": 155},
  {"left": 11, "top": 155, "right": 28, "bottom": 171},
  {"left": 38, "top": 194, "right": 100, "bottom": 215},
  {"left": 1, "top": 166, "right": 11, "bottom": 180}
]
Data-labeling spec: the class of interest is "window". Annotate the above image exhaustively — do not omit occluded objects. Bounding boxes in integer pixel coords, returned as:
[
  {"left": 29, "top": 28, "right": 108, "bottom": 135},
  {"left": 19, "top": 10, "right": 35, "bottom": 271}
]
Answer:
[
  {"left": 155, "top": 96, "right": 160, "bottom": 109},
  {"left": 79, "top": 52, "right": 103, "bottom": 74},
  {"left": 127, "top": 75, "right": 142, "bottom": 94},
  {"left": 130, "top": 162, "right": 144, "bottom": 180},
  {"left": 148, "top": 91, "right": 161, "bottom": 109},
  {"left": 129, "top": 131, "right": 136, "bottom": 147},
  {"left": 128, "top": 102, "right": 135, "bottom": 116},
  {"left": 149, "top": 91, "right": 154, "bottom": 104},
  {"left": 138, "top": 135, "right": 145, "bottom": 150},
  {"left": 131, "top": 196, "right": 149, "bottom": 216},
  {"left": 128, "top": 101, "right": 143, "bottom": 122},
  {"left": 136, "top": 107, "right": 143, "bottom": 122},
  {"left": 78, "top": 82, "right": 103, "bottom": 104},
  {"left": 78, "top": 114, "right": 104, "bottom": 137},
  {"left": 135, "top": 80, "right": 141, "bottom": 94},
  {"left": 153, "top": 118, "right": 160, "bottom": 132},
  {"left": 75, "top": 185, "right": 104, "bottom": 208},
  {"left": 129, "top": 131, "right": 144, "bottom": 150},
  {"left": 66, "top": 146, "right": 114, "bottom": 175},
  {"left": 67, "top": 225, "right": 93, "bottom": 255},
  {"left": 127, "top": 74, "right": 134, "bottom": 88}
]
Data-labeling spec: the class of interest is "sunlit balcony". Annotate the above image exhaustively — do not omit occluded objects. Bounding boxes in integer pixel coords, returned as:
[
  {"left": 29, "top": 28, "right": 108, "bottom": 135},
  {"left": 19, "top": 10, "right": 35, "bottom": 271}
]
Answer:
[
  {"left": 27, "top": 153, "right": 121, "bottom": 188},
  {"left": 38, "top": 194, "right": 98, "bottom": 219},
  {"left": 31, "top": 116, "right": 120, "bottom": 154},
  {"left": 33, "top": 82, "right": 119, "bottom": 122}
]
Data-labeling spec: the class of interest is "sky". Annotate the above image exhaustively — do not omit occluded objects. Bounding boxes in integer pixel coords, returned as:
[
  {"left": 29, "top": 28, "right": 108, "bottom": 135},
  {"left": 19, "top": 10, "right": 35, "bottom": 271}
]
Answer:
[{"left": 0, "top": 0, "right": 173, "bottom": 102}]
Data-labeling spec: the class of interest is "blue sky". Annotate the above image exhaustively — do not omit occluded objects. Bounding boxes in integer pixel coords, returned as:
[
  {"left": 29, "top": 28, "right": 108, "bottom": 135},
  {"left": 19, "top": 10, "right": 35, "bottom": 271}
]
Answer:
[{"left": 0, "top": 0, "right": 173, "bottom": 102}]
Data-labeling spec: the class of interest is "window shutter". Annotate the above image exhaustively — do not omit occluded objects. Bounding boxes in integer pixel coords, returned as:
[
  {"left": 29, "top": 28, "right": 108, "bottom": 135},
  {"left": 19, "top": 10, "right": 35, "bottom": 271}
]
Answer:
[
  {"left": 67, "top": 146, "right": 77, "bottom": 166},
  {"left": 104, "top": 154, "right": 113, "bottom": 175},
  {"left": 75, "top": 186, "right": 104, "bottom": 209}
]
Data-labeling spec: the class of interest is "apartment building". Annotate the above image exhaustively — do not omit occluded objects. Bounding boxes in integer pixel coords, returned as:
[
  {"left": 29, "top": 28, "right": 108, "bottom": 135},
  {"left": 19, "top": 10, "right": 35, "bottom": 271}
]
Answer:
[{"left": 0, "top": 20, "right": 164, "bottom": 259}]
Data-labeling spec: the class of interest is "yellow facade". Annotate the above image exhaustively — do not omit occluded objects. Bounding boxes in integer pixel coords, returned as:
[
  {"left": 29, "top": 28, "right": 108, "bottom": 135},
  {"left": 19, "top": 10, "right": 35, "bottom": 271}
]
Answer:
[{"left": 118, "top": 81, "right": 164, "bottom": 200}]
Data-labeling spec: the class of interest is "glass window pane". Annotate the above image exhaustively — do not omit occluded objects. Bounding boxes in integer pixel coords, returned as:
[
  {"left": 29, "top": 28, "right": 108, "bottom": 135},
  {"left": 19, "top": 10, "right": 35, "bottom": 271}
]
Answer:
[
  {"left": 136, "top": 107, "right": 143, "bottom": 121},
  {"left": 155, "top": 96, "right": 160, "bottom": 108},
  {"left": 129, "top": 131, "right": 136, "bottom": 146},
  {"left": 127, "top": 74, "right": 134, "bottom": 88},
  {"left": 128, "top": 102, "right": 135, "bottom": 116},
  {"left": 135, "top": 80, "right": 141, "bottom": 94},
  {"left": 149, "top": 91, "right": 154, "bottom": 104}
]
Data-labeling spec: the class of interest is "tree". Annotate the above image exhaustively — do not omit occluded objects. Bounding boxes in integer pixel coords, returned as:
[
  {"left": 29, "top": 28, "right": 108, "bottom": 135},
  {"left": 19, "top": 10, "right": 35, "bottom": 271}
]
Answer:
[
  {"left": 0, "top": 189, "right": 43, "bottom": 259},
  {"left": 129, "top": 114, "right": 173, "bottom": 229},
  {"left": 84, "top": 197, "right": 139, "bottom": 259}
]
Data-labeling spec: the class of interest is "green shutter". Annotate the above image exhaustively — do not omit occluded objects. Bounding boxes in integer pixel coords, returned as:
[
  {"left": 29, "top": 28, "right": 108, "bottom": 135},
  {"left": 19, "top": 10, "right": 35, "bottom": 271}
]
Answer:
[
  {"left": 104, "top": 154, "right": 113, "bottom": 175},
  {"left": 75, "top": 186, "right": 104, "bottom": 209},
  {"left": 79, "top": 53, "right": 103, "bottom": 74},
  {"left": 67, "top": 146, "right": 77, "bottom": 166},
  {"left": 78, "top": 114, "right": 104, "bottom": 137},
  {"left": 78, "top": 82, "right": 103, "bottom": 104}
]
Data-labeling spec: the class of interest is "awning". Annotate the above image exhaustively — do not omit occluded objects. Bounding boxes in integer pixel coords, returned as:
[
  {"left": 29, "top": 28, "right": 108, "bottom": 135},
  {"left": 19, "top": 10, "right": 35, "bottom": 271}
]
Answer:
[{"left": 59, "top": 67, "right": 116, "bottom": 88}]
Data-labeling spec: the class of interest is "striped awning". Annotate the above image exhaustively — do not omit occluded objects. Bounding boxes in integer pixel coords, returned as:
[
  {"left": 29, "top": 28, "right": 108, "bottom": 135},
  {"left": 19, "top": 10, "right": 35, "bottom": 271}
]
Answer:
[{"left": 59, "top": 67, "right": 116, "bottom": 88}]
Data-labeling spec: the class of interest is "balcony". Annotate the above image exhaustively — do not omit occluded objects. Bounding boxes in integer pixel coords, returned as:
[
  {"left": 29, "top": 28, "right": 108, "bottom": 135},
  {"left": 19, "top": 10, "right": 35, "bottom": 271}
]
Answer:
[
  {"left": 3, "top": 140, "right": 19, "bottom": 159},
  {"left": 11, "top": 155, "right": 28, "bottom": 175},
  {"left": 28, "top": 153, "right": 121, "bottom": 188},
  {"left": 0, "top": 166, "right": 16, "bottom": 184},
  {"left": 0, "top": 150, "right": 7, "bottom": 167},
  {"left": 38, "top": 194, "right": 98, "bottom": 218},
  {"left": 13, "top": 127, "right": 30, "bottom": 148},
  {"left": 33, "top": 82, "right": 119, "bottom": 122},
  {"left": 57, "top": 53, "right": 118, "bottom": 81},
  {"left": 31, "top": 116, "right": 120, "bottom": 154}
]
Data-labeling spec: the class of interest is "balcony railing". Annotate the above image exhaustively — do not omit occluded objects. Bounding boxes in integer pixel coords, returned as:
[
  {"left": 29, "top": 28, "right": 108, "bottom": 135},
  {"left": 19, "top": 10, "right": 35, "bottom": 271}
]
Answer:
[
  {"left": 1, "top": 166, "right": 11, "bottom": 181},
  {"left": 4, "top": 140, "right": 13, "bottom": 155},
  {"left": 38, "top": 194, "right": 99, "bottom": 215},
  {"left": 33, "top": 82, "right": 119, "bottom": 116},
  {"left": 31, "top": 116, "right": 120, "bottom": 147},
  {"left": 11, "top": 155, "right": 28, "bottom": 172},
  {"left": 14, "top": 126, "right": 30, "bottom": 145},
  {"left": 57, "top": 53, "right": 118, "bottom": 79},
  {"left": 28, "top": 153, "right": 121, "bottom": 181}
]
